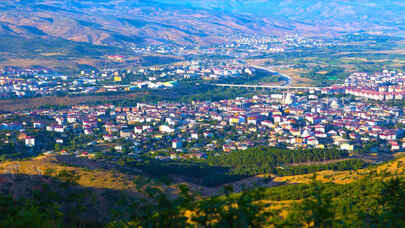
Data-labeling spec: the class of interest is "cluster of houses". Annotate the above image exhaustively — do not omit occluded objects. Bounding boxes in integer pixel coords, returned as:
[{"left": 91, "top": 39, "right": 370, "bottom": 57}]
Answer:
[
  {"left": 233, "top": 34, "right": 332, "bottom": 54},
  {"left": 0, "top": 57, "right": 256, "bottom": 98},
  {"left": 3, "top": 80, "right": 405, "bottom": 160},
  {"left": 131, "top": 34, "right": 333, "bottom": 60},
  {"left": 131, "top": 60, "right": 254, "bottom": 82},
  {"left": 344, "top": 71, "right": 405, "bottom": 101}
]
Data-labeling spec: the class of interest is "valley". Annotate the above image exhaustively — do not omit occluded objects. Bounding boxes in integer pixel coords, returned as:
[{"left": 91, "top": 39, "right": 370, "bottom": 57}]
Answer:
[{"left": 0, "top": 1, "right": 405, "bottom": 227}]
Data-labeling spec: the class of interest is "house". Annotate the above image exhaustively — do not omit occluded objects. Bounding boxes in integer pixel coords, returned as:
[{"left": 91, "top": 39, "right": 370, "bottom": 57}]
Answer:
[
  {"left": 84, "top": 128, "right": 93, "bottom": 135},
  {"left": 315, "top": 131, "right": 327, "bottom": 138},
  {"left": 67, "top": 116, "right": 77, "bottom": 123},
  {"left": 223, "top": 144, "right": 235, "bottom": 152},
  {"left": 389, "top": 141, "right": 400, "bottom": 151},
  {"left": 120, "top": 129, "right": 132, "bottom": 138},
  {"left": 172, "top": 139, "right": 183, "bottom": 149},
  {"left": 229, "top": 116, "right": 244, "bottom": 125},
  {"left": 159, "top": 125, "right": 175, "bottom": 134},
  {"left": 247, "top": 115, "right": 258, "bottom": 125},
  {"left": 314, "top": 125, "right": 325, "bottom": 133},
  {"left": 114, "top": 145, "right": 123, "bottom": 152},
  {"left": 46, "top": 125, "right": 54, "bottom": 132},
  {"left": 379, "top": 131, "right": 397, "bottom": 140},
  {"left": 290, "top": 129, "right": 301, "bottom": 137},
  {"left": 261, "top": 120, "right": 274, "bottom": 128},
  {"left": 203, "top": 131, "right": 214, "bottom": 138},
  {"left": 54, "top": 125, "right": 64, "bottom": 133},
  {"left": 25, "top": 136, "right": 35, "bottom": 147},
  {"left": 103, "top": 135, "right": 113, "bottom": 142},
  {"left": 55, "top": 117, "right": 64, "bottom": 125},
  {"left": 340, "top": 143, "right": 354, "bottom": 151},
  {"left": 170, "top": 153, "right": 178, "bottom": 160},
  {"left": 134, "top": 126, "right": 143, "bottom": 134},
  {"left": 273, "top": 115, "right": 282, "bottom": 123},
  {"left": 307, "top": 137, "right": 319, "bottom": 146},
  {"left": 191, "top": 133, "right": 199, "bottom": 139},
  {"left": 33, "top": 122, "right": 42, "bottom": 129}
]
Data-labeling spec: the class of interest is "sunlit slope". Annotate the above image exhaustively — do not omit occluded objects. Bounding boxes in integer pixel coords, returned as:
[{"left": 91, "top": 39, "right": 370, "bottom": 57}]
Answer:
[
  {"left": 0, "top": 155, "right": 176, "bottom": 196},
  {"left": 274, "top": 156, "right": 405, "bottom": 184}
]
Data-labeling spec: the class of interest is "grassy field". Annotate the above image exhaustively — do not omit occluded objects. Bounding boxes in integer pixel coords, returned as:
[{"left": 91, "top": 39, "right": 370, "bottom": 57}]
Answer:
[
  {"left": 273, "top": 156, "right": 405, "bottom": 185},
  {"left": 0, "top": 93, "right": 146, "bottom": 112},
  {"left": 271, "top": 67, "right": 314, "bottom": 87}
]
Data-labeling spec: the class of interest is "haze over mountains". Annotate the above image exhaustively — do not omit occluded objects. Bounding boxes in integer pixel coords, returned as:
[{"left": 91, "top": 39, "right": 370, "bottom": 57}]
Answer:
[{"left": 0, "top": 0, "right": 404, "bottom": 48}]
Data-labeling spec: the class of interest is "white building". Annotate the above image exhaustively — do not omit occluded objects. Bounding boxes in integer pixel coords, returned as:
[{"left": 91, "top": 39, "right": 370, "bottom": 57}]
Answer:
[{"left": 25, "top": 137, "right": 35, "bottom": 147}]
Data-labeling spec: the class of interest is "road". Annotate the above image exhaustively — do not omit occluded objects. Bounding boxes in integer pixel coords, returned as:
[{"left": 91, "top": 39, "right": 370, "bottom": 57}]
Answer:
[
  {"left": 214, "top": 65, "right": 320, "bottom": 90},
  {"left": 251, "top": 65, "right": 292, "bottom": 87}
]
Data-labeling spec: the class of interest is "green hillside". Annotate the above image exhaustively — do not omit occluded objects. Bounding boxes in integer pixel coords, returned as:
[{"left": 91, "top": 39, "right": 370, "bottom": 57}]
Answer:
[{"left": 1, "top": 155, "right": 405, "bottom": 227}]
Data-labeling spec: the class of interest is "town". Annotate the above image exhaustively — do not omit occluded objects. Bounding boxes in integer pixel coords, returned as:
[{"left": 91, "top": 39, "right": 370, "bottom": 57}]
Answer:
[
  {"left": 0, "top": 34, "right": 336, "bottom": 99},
  {"left": 132, "top": 34, "right": 333, "bottom": 57},
  {"left": 1, "top": 69, "right": 404, "bottom": 163},
  {"left": 0, "top": 59, "right": 256, "bottom": 98}
]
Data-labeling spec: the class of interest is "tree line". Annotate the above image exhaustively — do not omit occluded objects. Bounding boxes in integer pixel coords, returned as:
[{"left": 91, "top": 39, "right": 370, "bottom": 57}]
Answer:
[{"left": 208, "top": 146, "right": 349, "bottom": 176}]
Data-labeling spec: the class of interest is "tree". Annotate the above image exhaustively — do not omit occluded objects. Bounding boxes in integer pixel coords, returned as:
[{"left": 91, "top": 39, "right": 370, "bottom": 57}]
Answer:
[
  {"left": 56, "top": 170, "right": 80, "bottom": 185},
  {"left": 54, "top": 144, "right": 61, "bottom": 152},
  {"left": 285, "top": 176, "right": 338, "bottom": 227},
  {"left": 377, "top": 178, "right": 405, "bottom": 227}
]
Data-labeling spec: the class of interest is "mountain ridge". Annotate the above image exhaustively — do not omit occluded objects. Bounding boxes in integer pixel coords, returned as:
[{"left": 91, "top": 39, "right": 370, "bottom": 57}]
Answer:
[{"left": 0, "top": 0, "right": 403, "bottom": 48}]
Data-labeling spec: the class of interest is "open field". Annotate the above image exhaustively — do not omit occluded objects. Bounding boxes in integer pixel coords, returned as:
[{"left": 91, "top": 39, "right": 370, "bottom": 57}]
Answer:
[
  {"left": 0, "top": 93, "right": 146, "bottom": 112},
  {"left": 271, "top": 67, "right": 314, "bottom": 87}
]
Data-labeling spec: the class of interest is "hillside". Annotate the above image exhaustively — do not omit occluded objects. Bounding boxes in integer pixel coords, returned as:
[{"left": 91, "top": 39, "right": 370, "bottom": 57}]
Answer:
[
  {"left": 0, "top": 0, "right": 403, "bottom": 48},
  {"left": 274, "top": 155, "right": 405, "bottom": 184},
  {"left": 0, "top": 154, "right": 181, "bottom": 224},
  {"left": 1, "top": 154, "right": 405, "bottom": 226},
  {"left": 120, "top": 156, "right": 405, "bottom": 227},
  {"left": 0, "top": 0, "right": 403, "bottom": 72}
]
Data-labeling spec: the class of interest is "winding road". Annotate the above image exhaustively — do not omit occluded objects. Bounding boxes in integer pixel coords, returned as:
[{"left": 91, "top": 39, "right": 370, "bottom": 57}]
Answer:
[
  {"left": 252, "top": 65, "right": 292, "bottom": 87},
  {"left": 215, "top": 65, "right": 320, "bottom": 90}
]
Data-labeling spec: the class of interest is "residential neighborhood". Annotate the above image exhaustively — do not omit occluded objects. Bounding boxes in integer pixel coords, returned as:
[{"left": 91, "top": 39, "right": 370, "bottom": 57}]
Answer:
[{"left": 2, "top": 70, "right": 405, "bottom": 162}]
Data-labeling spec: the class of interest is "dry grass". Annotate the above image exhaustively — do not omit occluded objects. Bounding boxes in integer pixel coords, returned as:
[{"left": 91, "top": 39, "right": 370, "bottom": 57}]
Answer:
[
  {"left": 272, "top": 67, "right": 315, "bottom": 87},
  {"left": 0, "top": 155, "right": 175, "bottom": 196},
  {"left": 3, "top": 154, "right": 405, "bottom": 226},
  {"left": 274, "top": 156, "right": 405, "bottom": 185}
]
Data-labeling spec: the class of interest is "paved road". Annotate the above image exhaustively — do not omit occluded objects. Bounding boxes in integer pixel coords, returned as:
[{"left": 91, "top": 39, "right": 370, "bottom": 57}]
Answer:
[
  {"left": 251, "top": 65, "right": 291, "bottom": 87},
  {"left": 214, "top": 65, "right": 322, "bottom": 90}
]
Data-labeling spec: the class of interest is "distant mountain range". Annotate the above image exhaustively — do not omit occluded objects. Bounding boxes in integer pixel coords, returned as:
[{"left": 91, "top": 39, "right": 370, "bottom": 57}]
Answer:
[{"left": 0, "top": 0, "right": 403, "bottom": 48}]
